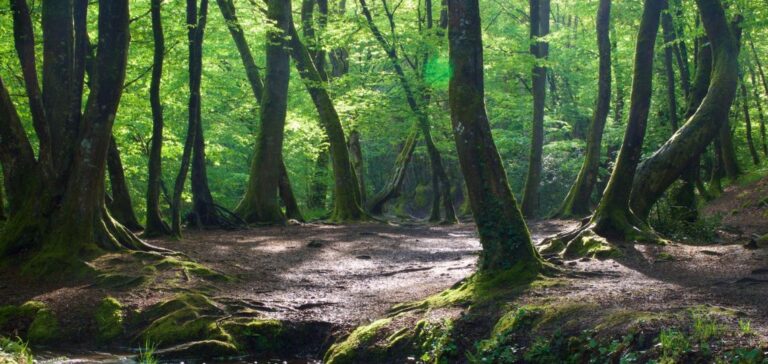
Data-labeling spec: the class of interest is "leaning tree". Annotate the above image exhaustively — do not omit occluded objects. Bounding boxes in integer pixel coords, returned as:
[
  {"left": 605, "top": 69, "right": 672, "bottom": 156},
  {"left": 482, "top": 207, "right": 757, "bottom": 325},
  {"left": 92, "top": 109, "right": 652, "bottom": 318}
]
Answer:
[{"left": 0, "top": 0, "right": 166, "bottom": 277}]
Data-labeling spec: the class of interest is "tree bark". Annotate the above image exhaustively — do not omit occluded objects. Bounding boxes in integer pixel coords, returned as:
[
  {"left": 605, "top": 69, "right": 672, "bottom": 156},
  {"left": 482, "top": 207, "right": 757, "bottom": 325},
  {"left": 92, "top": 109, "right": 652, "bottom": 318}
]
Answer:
[
  {"left": 521, "top": 0, "right": 550, "bottom": 218},
  {"left": 347, "top": 130, "right": 366, "bottom": 204},
  {"left": 171, "top": 0, "right": 209, "bottom": 236},
  {"left": 630, "top": 0, "right": 739, "bottom": 219},
  {"left": 448, "top": 0, "right": 542, "bottom": 271},
  {"left": 235, "top": 0, "right": 292, "bottom": 225},
  {"left": 365, "top": 128, "right": 419, "bottom": 215},
  {"left": 558, "top": 0, "right": 611, "bottom": 218},
  {"left": 308, "top": 150, "right": 330, "bottom": 210},
  {"left": 287, "top": 22, "right": 366, "bottom": 222},
  {"left": 144, "top": 0, "right": 171, "bottom": 237},
  {"left": 748, "top": 60, "right": 768, "bottom": 156},
  {"left": 278, "top": 161, "right": 305, "bottom": 222},
  {"left": 1, "top": 0, "right": 167, "bottom": 277},
  {"left": 740, "top": 79, "right": 761, "bottom": 165},
  {"left": 107, "top": 137, "right": 143, "bottom": 231},
  {"left": 661, "top": 1, "right": 680, "bottom": 131},
  {"left": 720, "top": 116, "right": 741, "bottom": 180}
]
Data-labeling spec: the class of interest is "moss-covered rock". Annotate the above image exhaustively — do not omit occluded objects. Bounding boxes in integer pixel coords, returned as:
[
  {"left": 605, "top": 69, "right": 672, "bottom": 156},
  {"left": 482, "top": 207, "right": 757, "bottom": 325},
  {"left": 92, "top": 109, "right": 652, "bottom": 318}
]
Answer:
[
  {"left": 136, "top": 293, "right": 230, "bottom": 347},
  {"left": 0, "top": 301, "right": 60, "bottom": 345},
  {"left": 26, "top": 308, "right": 59, "bottom": 344},
  {"left": 95, "top": 297, "right": 124, "bottom": 343}
]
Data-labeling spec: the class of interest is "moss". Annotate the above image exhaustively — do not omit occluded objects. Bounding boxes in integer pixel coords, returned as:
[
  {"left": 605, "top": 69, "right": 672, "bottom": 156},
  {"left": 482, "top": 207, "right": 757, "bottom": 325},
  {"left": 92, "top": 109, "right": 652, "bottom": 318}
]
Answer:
[
  {"left": 222, "top": 319, "right": 284, "bottom": 352},
  {"left": 137, "top": 293, "right": 229, "bottom": 347},
  {"left": 562, "top": 233, "right": 619, "bottom": 259},
  {"left": 26, "top": 308, "right": 59, "bottom": 344},
  {"left": 95, "top": 297, "right": 124, "bottom": 343},
  {"left": 154, "top": 339, "right": 239, "bottom": 359},
  {"left": 155, "top": 256, "right": 231, "bottom": 282},
  {"left": 324, "top": 318, "right": 393, "bottom": 364}
]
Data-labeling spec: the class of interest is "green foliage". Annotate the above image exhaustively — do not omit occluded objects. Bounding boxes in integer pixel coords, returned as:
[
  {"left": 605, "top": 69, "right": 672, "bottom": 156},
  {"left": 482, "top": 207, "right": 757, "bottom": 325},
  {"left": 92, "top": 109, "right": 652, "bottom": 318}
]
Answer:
[
  {"left": 137, "top": 339, "right": 158, "bottom": 364},
  {"left": 0, "top": 337, "right": 33, "bottom": 364},
  {"left": 738, "top": 320, "right": 752, "bottom": 336},
  {"left": 659, "top": 329, "right": 690, "bottom": 361}
]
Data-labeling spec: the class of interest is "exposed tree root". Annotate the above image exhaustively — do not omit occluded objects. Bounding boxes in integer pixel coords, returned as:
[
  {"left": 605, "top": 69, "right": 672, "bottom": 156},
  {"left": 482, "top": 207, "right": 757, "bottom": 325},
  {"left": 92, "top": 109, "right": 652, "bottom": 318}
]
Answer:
[{"left": 539, "top": 212, "right": 663, "bottom": 259}]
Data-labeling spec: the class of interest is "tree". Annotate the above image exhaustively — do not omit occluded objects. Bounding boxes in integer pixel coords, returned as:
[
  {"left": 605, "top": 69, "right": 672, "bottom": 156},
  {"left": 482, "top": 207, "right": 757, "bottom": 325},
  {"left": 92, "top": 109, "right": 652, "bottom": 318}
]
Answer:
[
  {"left": 740, "top": 79, "right": 761, "bottom": 165},
  {"left": 557, "top": 0, "right": 612, "bottom": 218},
  {"left": 542, "top": 0, "right": 664, "bottom": 256},
  {"left": 629, "top": 0, "right": 740, "bottom": 219},
  {"left": 144, "top": 0, "right": 172, "bottom": 237},
  {"left": 106, "top": 137, "right": 143, "bottom": 231},
  {"left": 448, "top": 0, "right": 542, "bottom": 271},
  {"left": 235, "top": 0, "right": 293, "bottom": 224},
  {"left": 747, "top": 58, "right": 768, "bottom": 156},
  {"left": 287, "top": 18, "right": 366, "bottom": 222},
  {"left": 0, "top": 0, "right": 166, "bottom": 276},
  {"left": 171, "top": 0, "right": 209, "bottom": 236},
  {"left": 521, "top": 0, "right": 551, "bottom": 218},
  {"left": 358, "top": 0, "right": 457, "bottom": 223}
]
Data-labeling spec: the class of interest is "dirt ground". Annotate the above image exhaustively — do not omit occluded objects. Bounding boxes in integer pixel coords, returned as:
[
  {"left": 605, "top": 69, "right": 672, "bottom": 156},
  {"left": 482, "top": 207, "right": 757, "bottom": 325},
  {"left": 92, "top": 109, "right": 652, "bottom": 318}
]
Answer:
[{"left": 1, "top": 177, "right": 768, "bottom": 360}]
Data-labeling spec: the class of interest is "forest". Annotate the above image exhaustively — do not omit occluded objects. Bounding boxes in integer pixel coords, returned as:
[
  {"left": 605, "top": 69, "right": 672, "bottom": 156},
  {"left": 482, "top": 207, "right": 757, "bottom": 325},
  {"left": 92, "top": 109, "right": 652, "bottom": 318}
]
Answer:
[{"left": 0, "top": 0, "right": 767, "bottom": 362}]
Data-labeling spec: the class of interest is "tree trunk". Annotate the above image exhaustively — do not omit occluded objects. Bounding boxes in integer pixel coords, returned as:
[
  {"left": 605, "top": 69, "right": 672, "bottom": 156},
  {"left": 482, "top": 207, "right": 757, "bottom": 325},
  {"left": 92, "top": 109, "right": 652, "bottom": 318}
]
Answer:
[
  {"left": 171, "top": 0, "right": 209, "bottom": 236},
  {"left": 279, "top": 162, "right": 305, "bottom": 222},
  {"left": 287, "top": 22, "right": 366, "bottom": 222},
  {"left": 543, "top": 0, "right": 664, "bottom": 255},
  {"left": 630, "top": 0, "right": 739, "bottom": 219},
  {"left": 750, "top": 39, "right": 768, "bottom": 99},
  {"left": 235, "top": 0, "right": 292, "bottom": 225},
  {"left": 748, "top": 62, "right": 768, "bottom": 156},
  {"left": 448, "top": 0, "right": 542, "bottom": 271},
  {"left": 144, "top": 0, "right": 171, "bottom": 237},
  {"left": 521, "top": 0, "right": 550, "bottom": 218},
  {"left": 347, "top": 130, "right": 366, "bottom": 204},
  {"left": 358, "top": 0, "right": 456, "bottom": 223},
  {"left": 740, "top": 79, "right": 761, "bottom": 165},
  {"left": 107, "top": 137, "right": 143, "bottom": 231},
  {"left": 0, "top": 177, "right": 5, "bottom": 221},
  {"left": 308, "top": 150, "right": 330, "bottom": 210},
  {"left": 0, "top": 0, "right": 167, "bottom": 277},
  {"left": 558, "top": 0, "right": 611, "bottom": 218},
  {"left": 661, "top": 1, "right": 680, "bottom": 131},
  {"left": 720, "top": 116, "right": 741, "bottom": 180},
  {"left": 366, "top": 127, "right": 419, "bottom": 214}
]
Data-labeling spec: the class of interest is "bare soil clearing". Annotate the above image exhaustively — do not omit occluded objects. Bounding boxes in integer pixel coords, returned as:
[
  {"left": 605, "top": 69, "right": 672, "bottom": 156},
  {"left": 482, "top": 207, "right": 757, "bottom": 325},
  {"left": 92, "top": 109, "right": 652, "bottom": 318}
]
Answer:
[{"left": 1, "top": 196, "right": 767, "bottom": 359}]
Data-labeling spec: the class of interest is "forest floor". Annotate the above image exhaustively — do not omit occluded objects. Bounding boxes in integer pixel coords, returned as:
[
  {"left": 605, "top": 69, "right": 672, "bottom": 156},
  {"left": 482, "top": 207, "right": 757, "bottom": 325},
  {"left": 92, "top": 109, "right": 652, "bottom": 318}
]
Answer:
[{"left": 1, "top": 176, "right": 767, "bottom": 362}]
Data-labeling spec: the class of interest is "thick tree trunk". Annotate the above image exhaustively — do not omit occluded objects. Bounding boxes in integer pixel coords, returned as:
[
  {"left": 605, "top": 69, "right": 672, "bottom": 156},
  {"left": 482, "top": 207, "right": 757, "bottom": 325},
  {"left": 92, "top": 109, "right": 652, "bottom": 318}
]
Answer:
[
  {"left": 558, "top": 0, "right": 611, "bottom": 218},
  {"left": 630, "top": 0, "right": 739, "bottom": 219},
  {"left": 1, "top": 0, "right": 167, "bottom": 277},
  {"left": 740, "top": 80, "right": 761, "bottom": 165},
  {"left": 145, "top": 0, "right": 171, "bottom": 237},
  {"left": 661, "top": 2, "right": 680, "bottom": 131},
  {"left": 448, "top": 0, "right": 542, "bottom": 271},
  {"left": 235, "top": 0, "right": 292, "bottom": 225},
  {"left": 287, "top": 22, "right": 366, "bottom": 222},
  {"left": 107, "top": 137, "right": 143, "bottom": 231},
  {"left": 521, "top": 0, "right": 550, "bottom": 218}
]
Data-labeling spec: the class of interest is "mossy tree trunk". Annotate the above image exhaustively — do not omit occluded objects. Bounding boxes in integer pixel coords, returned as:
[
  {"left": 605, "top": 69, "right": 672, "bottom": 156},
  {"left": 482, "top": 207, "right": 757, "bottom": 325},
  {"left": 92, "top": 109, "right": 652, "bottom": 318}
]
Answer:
[
  {"left": 106, "top": 137, "right": 143, "bottom": 231},
  {"left": 217, "top": 0, "right": 303, "bottom": 222},
  {"left": 747, "top": 58, "right": 768, "bottom": 156},
  {"left": 543, "top": 0, "right": 664, "bottom": 255},
  {"left": 358, "top": 0, "right": 457, "bottom": 223},
  {"left": 308, "top": 150, "right": 330, "bottom": 210},
  {"left": 629, "top": 0, "right": 739, "bottom": 220},
  {"left": 0, "top": 0, "right": 167, "bottom": 277},
  {"left": 144, "top": 0, "right": 171, "bottom": 237},
  {"left": 558, "top": 0, "right": 611, "bottom": 218},
  {"left": 720, "top": 116, "right": 741, "bottom": 180},
  {"left": 521, "top": 0, "right": 550, "bottom": 218},
  {"left": 448, "top": 0, "right": 542, "bottom": 271},
  {"left": 739, "top": 79, "right": 761, "bottom": 165},
  {"left": 235, "top": 0, "right": 292, "bottom": 225},
  {"left": 287, "top": 22, "right": 366, "bottom": 222}
]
